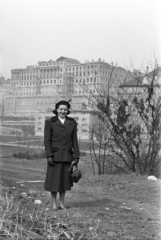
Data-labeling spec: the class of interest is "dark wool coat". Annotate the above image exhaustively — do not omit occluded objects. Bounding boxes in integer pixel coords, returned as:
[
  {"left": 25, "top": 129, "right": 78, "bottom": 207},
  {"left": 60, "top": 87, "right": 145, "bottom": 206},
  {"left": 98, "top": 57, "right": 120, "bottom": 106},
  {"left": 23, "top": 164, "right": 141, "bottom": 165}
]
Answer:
[{"left": 44, "top": 116, "right": 80, "bottom": 162}]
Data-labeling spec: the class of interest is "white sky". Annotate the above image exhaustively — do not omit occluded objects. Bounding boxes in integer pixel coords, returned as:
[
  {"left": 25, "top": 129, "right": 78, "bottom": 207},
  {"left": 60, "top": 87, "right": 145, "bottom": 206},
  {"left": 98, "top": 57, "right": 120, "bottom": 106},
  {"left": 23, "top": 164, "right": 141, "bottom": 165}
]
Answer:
[{"left": 1, "top": 0, "right": 161, "bottom": 78}]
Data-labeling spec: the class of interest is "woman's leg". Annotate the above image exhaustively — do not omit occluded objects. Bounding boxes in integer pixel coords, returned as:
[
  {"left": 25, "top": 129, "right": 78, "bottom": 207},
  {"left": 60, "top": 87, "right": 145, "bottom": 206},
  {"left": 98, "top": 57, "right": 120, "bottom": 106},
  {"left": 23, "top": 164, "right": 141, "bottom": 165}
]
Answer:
[
  {"left": 59, "top": 191, "right": 66, "bottom": 209},
  {"left": 51, "top": 192, "right": 57, "bottom": 209}
]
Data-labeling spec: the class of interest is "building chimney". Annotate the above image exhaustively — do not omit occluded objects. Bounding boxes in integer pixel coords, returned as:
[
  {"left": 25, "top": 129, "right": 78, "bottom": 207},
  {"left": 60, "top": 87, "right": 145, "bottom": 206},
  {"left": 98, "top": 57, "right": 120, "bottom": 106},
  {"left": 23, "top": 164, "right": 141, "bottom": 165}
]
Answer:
[{"left": 146, "top": 66, "right": 149, "bottom": 73}]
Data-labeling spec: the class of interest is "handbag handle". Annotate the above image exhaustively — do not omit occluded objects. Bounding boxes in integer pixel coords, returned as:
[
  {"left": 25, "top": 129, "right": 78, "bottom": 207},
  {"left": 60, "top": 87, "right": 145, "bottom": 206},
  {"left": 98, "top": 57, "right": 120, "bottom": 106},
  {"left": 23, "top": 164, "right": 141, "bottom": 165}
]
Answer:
[{"left": 68, "top": 161, "right": 77, "bottom": 171}]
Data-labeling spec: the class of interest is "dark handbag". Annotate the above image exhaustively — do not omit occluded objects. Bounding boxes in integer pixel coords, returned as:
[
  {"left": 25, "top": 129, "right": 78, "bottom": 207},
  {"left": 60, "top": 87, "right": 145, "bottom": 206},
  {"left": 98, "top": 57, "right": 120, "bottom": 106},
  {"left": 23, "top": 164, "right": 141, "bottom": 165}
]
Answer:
[{"left": 71, "top": 166, "right": 82, "bottom": 183}]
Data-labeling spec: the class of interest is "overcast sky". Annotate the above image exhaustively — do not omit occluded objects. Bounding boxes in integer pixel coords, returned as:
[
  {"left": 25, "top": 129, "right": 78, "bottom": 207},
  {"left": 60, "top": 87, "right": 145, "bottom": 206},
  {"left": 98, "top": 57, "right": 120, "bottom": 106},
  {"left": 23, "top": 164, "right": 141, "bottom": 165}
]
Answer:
[{"left": 1, "top": 0, "right": 161, "bottom": 79}]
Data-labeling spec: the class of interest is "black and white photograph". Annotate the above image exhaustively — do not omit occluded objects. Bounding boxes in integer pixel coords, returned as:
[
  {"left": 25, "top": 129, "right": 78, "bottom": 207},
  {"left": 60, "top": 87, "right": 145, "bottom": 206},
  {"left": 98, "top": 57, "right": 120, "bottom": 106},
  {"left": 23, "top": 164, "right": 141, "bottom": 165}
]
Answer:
[{"left": 0, "top": 0, "right": 161, "bottom": 239}]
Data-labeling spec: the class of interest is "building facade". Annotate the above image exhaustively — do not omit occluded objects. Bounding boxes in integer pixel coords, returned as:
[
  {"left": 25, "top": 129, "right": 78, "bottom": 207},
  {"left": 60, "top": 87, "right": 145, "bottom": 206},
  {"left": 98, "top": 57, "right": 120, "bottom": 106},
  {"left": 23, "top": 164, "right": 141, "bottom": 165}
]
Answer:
[
  {"left": 3, "top": 56, "right": 131, "bottom": 138},
  {"left": 4, "top": 56, "right": 131, "bottom": 115}
]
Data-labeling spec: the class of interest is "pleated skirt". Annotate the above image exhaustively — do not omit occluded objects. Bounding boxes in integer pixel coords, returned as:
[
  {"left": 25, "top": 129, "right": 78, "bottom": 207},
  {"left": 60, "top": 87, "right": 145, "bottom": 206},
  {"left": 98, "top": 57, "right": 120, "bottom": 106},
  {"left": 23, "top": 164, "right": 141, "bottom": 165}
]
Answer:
[{"left": 44, "top": 162, "right": 73, "bottom": 192}]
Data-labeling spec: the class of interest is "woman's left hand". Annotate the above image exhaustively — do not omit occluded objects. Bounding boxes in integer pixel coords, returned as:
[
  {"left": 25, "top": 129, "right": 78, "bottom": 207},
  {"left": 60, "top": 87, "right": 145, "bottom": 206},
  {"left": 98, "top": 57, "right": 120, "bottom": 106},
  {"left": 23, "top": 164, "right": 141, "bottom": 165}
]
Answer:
[{"left": 73, "top": 159, "right": 79, "bottom": 165}]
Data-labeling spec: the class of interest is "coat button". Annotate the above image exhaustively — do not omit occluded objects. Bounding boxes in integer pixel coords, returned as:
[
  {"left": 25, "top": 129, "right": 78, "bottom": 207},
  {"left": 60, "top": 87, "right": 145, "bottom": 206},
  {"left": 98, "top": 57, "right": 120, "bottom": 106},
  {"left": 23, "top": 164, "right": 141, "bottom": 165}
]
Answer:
[{"left": 63, "top": 147, "right": 65, "bottom": 150}]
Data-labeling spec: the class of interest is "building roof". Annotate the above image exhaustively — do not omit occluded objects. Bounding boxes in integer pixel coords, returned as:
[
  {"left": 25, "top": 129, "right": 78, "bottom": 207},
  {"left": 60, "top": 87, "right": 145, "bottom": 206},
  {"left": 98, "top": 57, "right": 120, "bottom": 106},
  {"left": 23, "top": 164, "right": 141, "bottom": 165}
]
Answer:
[
  {"left": 119, "top": 76, "right": 144, "bottom": 88},
  {"left": 56, "top": 56, "right": 80, "bottom": 63},
  {"left": 147, "top": 66, "right": 161, "bottom": 78}
]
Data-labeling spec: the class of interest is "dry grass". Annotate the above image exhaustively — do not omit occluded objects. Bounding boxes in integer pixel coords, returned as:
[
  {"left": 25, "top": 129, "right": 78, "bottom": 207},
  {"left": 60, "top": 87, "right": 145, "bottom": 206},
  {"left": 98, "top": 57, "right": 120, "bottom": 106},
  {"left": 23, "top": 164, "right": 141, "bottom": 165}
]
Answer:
[
  {"left": 0, "top": 185, "right": 105, "bottom": 240},
  {"left": 0, "top": 174, "right": 161, "bottom": 239}
]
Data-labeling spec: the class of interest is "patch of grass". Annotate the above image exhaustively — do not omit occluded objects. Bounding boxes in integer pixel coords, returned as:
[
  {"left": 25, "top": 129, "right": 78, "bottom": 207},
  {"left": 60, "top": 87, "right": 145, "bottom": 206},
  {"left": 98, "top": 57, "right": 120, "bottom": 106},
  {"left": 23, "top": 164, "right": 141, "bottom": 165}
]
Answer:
[
  {"left": 0, "top": 187, "right": 106, "bottom": 239},
  {"left": 0, "top": 173, "right": 161, "bottom": 240}
]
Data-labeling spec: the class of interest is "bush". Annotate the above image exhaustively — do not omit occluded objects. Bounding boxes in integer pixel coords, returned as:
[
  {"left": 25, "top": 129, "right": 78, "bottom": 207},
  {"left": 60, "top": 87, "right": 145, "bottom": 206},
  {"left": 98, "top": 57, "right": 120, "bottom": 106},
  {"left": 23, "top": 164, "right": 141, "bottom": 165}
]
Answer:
[
  {"left": 37, "top": 151, "right": 46, "bottom": 158},
  {"left": 33, "top": 153, "right": 39, "bottom": 158},
  {"left": 13, "top": 153, "right": 18, "bottom": 158},
  {"left": 80, "top": 151, "right": 86, "bottom": 157},
  {"left": 13, "top": 150, "right": 46, "bottom": 160},
  {"left": 153, "top": 155, "right": 161, "bottom": 178},
  {"left": 18, "top": 152, "right": 26, "bottom": 158}
]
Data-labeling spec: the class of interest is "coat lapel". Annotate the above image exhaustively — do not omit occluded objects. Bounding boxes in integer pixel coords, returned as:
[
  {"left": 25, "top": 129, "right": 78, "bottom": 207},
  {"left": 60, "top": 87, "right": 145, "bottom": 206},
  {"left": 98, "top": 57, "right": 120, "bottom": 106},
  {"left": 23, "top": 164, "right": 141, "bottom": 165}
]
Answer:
[
  {"left": 51, "top": 116, "right": 71, "bottom": 127},
  {"left": 64, "top": 118, "right": 71, "bottom": 127},
  {"left": 51, "top": 116, "right": 62, "bottom": 127}
]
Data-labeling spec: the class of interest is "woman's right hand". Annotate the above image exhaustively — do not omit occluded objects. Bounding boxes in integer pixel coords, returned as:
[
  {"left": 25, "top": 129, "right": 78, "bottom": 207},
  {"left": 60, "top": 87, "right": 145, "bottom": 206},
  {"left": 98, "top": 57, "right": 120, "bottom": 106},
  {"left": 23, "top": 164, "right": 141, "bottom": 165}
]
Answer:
[{"left": 47, "top": 157, "right": 54, "bottom": 166}]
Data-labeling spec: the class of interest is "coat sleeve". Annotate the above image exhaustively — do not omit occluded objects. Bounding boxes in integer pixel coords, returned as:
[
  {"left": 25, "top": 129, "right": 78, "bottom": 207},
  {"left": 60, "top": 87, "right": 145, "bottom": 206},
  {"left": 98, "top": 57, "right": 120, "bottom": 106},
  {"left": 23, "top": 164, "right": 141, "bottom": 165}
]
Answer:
[
  {"left": 72, "top": 121, "right": 80, "bottom": 160},
  {"left": 44, "top": 119, "right": 53, "bottom": 158}
]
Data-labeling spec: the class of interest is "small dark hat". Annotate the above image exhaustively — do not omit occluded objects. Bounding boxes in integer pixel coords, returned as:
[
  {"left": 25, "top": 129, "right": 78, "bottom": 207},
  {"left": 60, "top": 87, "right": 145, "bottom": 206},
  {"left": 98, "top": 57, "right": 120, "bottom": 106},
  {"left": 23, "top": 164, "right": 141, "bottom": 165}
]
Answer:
[{"left": 55, "top": 100, "right": 71, "bottom": 109}]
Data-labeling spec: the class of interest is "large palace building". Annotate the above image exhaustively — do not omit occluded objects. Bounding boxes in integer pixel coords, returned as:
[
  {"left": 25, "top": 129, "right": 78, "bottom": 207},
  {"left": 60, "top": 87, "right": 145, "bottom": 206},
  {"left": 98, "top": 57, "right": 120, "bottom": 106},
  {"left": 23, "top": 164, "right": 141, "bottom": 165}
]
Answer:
[{"left": 2, "top": 56, "right": 131, "bottom": 138}]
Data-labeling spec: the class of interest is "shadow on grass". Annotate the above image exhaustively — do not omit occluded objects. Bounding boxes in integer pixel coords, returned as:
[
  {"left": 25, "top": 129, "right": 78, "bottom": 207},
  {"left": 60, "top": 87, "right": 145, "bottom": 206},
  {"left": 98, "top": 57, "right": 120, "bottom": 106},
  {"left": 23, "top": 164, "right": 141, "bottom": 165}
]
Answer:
[{"left": 69, "top": 198, "right": 116, "bottom": 209}]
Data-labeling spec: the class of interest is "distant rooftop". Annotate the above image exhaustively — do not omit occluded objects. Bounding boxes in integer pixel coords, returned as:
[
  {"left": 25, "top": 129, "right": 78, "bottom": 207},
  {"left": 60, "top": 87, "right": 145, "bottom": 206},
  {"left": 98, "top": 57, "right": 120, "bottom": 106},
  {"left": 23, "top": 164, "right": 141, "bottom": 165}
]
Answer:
[
  {"left": 120, "top": 76, "right": 144, "bottom": 88},
  {"left": 56, "top": 56, "right": 80, "bottom": 63}
]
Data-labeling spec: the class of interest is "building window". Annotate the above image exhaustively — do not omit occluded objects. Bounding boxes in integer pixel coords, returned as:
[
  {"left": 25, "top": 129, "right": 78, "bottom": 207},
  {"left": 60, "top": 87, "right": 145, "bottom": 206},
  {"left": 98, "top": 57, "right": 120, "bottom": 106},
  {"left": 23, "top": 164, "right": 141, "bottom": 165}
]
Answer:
[
  {"left": 38, "top": 128, "right": 42, "bottom": 131},
  {"left": 40, "top": 102, "right": 43, "bottom": 111},
  {"left": 36, "top": 103, "right": 40, "bottom": 110},
  {"left": 44, "top": 102, "right": 47, "bottom": 110},
  {"left": 81, "top": 103, "right": 87, "bottom": 110}
]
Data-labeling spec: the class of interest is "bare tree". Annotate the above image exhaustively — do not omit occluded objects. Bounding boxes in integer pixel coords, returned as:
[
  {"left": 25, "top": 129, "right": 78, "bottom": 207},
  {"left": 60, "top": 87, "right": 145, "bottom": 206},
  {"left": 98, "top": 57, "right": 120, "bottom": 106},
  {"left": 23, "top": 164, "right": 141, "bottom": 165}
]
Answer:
[
  {"left": 21, "top": 125, "right": 35, "bottom": 158},
  {"left": 81, "top": 60, "right": 161, "bottom": 176},
  {"left": 86, "top": 116, "right": 112, "bottom": 175}
]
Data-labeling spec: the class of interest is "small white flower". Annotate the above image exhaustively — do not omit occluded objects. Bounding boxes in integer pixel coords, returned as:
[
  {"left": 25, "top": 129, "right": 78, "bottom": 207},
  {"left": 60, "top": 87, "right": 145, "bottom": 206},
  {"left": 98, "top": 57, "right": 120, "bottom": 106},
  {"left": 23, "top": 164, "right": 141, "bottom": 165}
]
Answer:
[
  {"left": 34, "top": 199, "right": 42, "bottom": 204},
  {"left": 21, "top": 192, "right": 27, "bottom": 197},
  {"left": 105, "top": 207, "right": 110, "bottom": 210}
]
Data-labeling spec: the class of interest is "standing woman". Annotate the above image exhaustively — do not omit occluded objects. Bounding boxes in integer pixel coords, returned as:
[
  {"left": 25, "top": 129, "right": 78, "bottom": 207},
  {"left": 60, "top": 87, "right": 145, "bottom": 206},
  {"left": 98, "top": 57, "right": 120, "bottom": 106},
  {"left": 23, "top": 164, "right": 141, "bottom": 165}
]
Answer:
[{"left": 44, "top": 100, "right": 79, "bottom": 209}]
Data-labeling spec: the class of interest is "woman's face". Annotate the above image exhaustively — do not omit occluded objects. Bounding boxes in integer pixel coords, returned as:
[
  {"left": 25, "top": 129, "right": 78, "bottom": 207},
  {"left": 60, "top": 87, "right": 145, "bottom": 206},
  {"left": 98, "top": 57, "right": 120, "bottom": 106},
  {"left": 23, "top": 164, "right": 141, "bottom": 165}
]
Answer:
[{"left": 57, "top": 104, "right": 68, "bottom": 118}]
